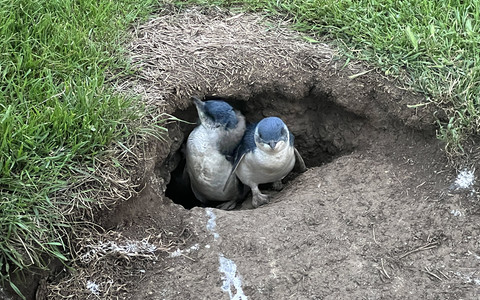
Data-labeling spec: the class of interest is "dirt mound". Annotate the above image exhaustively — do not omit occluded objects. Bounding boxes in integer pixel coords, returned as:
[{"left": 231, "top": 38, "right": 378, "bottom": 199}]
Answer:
[{"left": 23, "top": 6, "right": 480, "bottom": 300}]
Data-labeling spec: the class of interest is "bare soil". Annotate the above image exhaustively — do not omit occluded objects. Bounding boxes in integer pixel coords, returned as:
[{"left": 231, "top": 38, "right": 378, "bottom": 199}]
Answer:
[{"left": 19, "top": 5, "right": 480, "bottom": 300}]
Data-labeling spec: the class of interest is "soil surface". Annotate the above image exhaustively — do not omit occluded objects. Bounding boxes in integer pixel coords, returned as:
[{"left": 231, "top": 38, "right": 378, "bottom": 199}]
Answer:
[{"left": 24, "top": 5, "right": 480, "bottom": 300}]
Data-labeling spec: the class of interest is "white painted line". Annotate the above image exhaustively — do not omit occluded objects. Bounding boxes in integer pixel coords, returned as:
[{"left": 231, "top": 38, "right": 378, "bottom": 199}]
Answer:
[
  {"left": 219, "top": 254, "right": 248, "bottom": 300},
  {"left": 206, "top": 208, "right": 220, "bottom": 240},
  {"left": 205, "top": 208, "right": 248, "bottom": 300}
]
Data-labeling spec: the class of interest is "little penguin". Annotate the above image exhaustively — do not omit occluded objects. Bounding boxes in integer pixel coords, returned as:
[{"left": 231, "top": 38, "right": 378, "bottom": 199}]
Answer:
[
  {"left": 225, "top": 116, "right": 306, "bottom": 208},
  {"left": 185, "top": 96, "right": 247, "bottom": 210}
]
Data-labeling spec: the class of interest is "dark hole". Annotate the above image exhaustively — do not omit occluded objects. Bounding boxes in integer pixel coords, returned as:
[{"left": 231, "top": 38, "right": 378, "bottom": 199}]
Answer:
[
  {"left": 165, "top": 91, "right": 362, "bottom": 209},
  {"left": 165, "top": 158, "right": 203, "bottom": 209}
]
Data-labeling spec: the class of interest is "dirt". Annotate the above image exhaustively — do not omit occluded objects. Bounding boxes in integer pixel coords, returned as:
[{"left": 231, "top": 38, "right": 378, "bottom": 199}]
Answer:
[{"left": 11, "top": 5, "right": 480, "bottom": 300}]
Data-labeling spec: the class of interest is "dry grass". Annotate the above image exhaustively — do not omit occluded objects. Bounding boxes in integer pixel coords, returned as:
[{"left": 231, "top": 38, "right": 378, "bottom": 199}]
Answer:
[
  {"left": 48, "top": 228, "right": 176, "bottom": 299},
  {"left": 113, "top": 6, "right": 336, "bottom": 108}
]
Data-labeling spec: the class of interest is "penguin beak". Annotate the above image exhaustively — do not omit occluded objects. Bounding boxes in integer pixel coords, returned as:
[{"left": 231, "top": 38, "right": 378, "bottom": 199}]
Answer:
[
  {"left": 192, "top": 96, "right": 204, "bottom": 110},
  {"left": 268, "top": 141, "right": 277, "bottom": 149}
]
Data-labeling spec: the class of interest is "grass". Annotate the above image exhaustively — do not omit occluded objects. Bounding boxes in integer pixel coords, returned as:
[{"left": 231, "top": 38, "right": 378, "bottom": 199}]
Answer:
[
  {"left": 0, "top": 0, "right": 158, "bottom": 295},
  {"left": 182, "top": 0, "right": 480, "bottom": 155}
]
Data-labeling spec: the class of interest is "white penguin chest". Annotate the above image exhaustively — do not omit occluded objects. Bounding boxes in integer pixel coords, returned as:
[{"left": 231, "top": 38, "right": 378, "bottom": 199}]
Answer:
[
  {"left": 186, "top": 127, "right": 229, "bottom": 180},
  {"left": 238, "top": 146, "right": 295, "bottom": 184}
]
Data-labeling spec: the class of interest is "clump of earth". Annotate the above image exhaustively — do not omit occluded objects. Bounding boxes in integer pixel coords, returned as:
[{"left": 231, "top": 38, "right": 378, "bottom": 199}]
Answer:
[{"left": 8, "top": 5, "right": 480, "bottom": 300}]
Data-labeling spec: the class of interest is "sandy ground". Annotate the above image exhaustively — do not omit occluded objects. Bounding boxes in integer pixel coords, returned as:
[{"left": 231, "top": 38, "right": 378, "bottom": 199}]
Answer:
[{"left": 135, "top": 138, "right": 480, "bottom": 299}]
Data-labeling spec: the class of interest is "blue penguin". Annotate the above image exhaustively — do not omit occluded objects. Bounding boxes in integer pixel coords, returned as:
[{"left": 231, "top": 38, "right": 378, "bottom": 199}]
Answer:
[
  {"left": 185, "top": 96, "right": 246, "bottom": 210},
  {"left": 225, "top": 117, "right": 306, "bottom": 208}
]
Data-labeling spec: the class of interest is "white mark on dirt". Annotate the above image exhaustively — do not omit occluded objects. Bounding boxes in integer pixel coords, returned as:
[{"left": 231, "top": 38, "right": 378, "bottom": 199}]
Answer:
[
  {"left": 86, "top": 280, "right": 100, "bottom": 295},
  {"left": 219, "top": 254, "right": 248, "bottom": 300},
  {"left": 169, "top": 243, "right": 200, "bottom": 258},
  {"left": 450, "top": 209, "right": 463, "bottom": 217},
  {"left": 205, "top": 208, "right": 248, "bottom": 299},
  {"left": 126, "top": 241, "right": 156, "bottom": 253},
  {"left": 170, "top": 249, "right": 183, "bottom": 257},
  {"left": 206, "top": 208, "right": 220, "bottom": 240},
  {"left": 455, "top": 272, "right": 480, "bottom": 285},
  {"left": 80, "top": 239, "right": 157, "bottom": 264},
  {"left": 269, "top": 260, "right": 280, "bottom": 279},
  {"left": 450, "top": 169, "right": 475, "bottom": 191}
]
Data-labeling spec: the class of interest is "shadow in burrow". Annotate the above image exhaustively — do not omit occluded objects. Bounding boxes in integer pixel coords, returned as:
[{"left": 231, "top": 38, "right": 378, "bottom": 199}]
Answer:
[{"left": 161, "top": 89, "right": 367, "bottom": 210}]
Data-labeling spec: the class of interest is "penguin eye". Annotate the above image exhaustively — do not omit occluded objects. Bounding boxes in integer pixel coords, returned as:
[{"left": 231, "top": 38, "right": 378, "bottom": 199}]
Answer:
[{"left": 281, "top": 128, "right": 287, "bottom": 136}]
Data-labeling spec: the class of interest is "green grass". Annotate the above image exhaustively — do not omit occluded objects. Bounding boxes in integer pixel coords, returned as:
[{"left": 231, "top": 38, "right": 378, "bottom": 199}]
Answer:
[
  {"left": 0, "top": 0, "right": 157, "bottom": 295},
  {"left": 184, "top": 0, "right": 480, "bottom": 154}
]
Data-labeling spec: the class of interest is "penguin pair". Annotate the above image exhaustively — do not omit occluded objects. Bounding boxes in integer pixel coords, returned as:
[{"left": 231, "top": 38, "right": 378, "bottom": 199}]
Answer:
[{"left": 185, "top": 96, "right": 306, "bottom": 210}]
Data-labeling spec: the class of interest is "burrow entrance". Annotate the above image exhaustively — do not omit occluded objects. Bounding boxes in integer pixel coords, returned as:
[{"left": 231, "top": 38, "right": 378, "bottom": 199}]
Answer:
[{"left": 163, "top": 90, "right": 370, "bottom": 209}]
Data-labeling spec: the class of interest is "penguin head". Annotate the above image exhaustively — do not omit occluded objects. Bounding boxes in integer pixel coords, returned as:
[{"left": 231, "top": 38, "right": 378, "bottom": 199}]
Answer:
[
  {"left": 193, "top": 97, "right": 238, "bottom": 130},
  {"left": 254, "top": 117, "right": 290, "bottom": 152}
]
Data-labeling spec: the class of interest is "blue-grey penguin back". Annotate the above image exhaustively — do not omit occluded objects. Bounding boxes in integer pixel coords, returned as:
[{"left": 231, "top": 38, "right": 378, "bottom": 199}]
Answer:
[
  {"left": 186, "top": 97, "right": 247, "bottom": 205},
  {"left": 232, "top": 123, "right": 257, "bottom": 164}
]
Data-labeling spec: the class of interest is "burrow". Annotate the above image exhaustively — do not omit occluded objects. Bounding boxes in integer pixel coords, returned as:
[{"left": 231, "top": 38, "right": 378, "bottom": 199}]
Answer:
[
  {"left": 112, "top": 7, "right": 439, "bottom": 212},
  {"left": 161, "top": 86, "right": 436, "bottom": 210}
]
